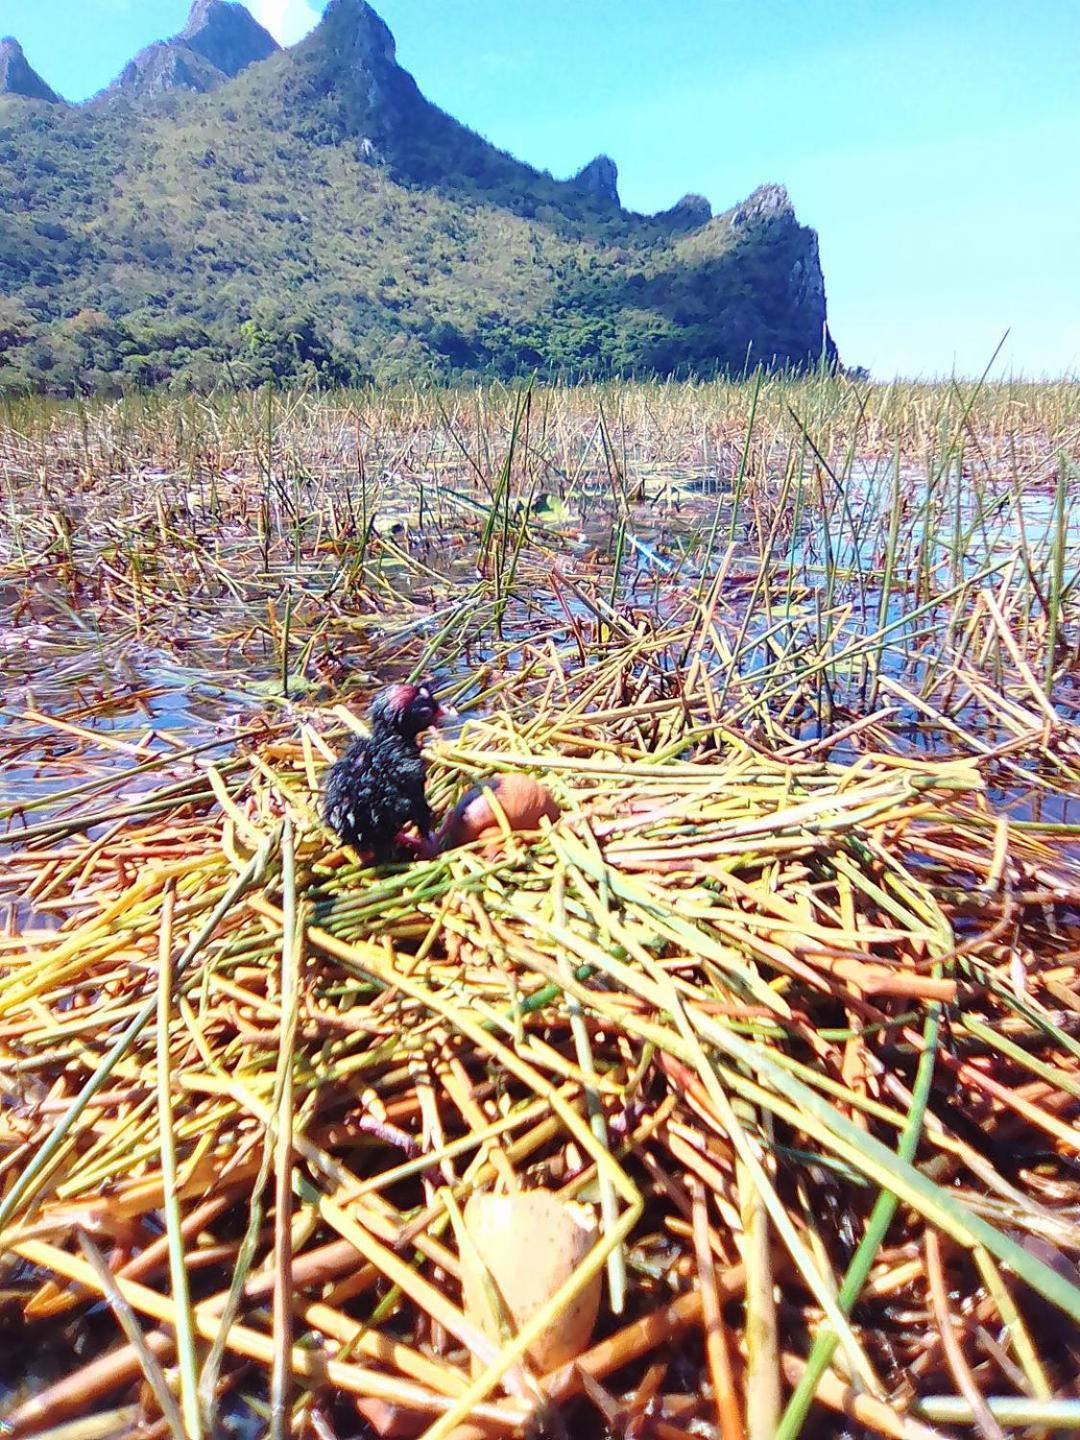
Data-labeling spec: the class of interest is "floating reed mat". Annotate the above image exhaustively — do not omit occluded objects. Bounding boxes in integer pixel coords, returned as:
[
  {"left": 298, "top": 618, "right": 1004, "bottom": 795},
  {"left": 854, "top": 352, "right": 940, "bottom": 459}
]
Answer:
[{"left": 2, "top": 716, "right": 1080, "bottom": 1439}]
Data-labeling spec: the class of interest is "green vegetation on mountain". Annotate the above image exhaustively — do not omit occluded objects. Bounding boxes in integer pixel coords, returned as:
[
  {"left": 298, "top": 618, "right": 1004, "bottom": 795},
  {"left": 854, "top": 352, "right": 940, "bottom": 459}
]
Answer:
[{"left": 0, "top": 0, "right": 837, "bottom": 395}]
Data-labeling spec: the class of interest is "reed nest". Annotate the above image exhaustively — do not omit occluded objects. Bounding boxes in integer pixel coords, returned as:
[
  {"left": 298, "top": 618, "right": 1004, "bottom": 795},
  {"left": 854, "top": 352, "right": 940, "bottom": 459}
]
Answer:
[
  {"left": 3, "top": 659, "right": 1080, "bottom": 1440},
  {"left": 2, "top": 376, "right": 1080, "bottom": 1437}
]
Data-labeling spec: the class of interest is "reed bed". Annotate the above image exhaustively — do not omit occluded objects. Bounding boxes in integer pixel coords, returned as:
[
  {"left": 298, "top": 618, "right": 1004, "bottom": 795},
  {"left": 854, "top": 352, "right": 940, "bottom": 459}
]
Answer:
[{"left": 1, "top": 374, "right": 1080, "bottom": 1438}]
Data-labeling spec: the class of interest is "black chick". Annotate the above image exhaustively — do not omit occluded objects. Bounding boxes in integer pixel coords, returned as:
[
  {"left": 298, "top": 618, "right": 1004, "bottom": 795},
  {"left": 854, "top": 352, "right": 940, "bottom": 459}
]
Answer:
[{"left": 323, "top": 682, "right": 446, "bottom": 861}]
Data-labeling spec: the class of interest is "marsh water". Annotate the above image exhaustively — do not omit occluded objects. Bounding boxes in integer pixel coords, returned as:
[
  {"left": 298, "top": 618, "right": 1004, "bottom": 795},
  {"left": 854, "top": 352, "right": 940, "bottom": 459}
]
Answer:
[
  {"left": 2, "top": 386, "right": 1080, "bottom": 1434},
  {"left": 3, "top": 445, "right": 1079, "bottom": 844}
]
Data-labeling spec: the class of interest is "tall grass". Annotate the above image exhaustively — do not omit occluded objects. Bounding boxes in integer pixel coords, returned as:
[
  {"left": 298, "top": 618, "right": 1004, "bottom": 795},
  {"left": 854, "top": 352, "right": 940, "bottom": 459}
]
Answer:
[{"left": 1, "top": 371, "right": 1079, "bottom": 1439}]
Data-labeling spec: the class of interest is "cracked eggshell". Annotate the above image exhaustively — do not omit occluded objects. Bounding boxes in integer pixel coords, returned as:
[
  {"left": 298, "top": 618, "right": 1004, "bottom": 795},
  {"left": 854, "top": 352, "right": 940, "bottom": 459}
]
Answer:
[{"left": 460, "top": 1189, "right": 602, "bottom": 1373}]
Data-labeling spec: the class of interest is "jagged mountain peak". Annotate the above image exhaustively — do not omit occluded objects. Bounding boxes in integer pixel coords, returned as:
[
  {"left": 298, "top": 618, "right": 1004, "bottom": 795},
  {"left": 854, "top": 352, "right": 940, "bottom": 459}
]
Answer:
[
  {"left": 183, "top": 0, "right": 222, "bottom": 29},
  {"left": 0, "top": 0, "right": 836, "bottom": 390},
  {"left": 105, "top": 0, "right": 278, "bottom": 98},
  {"left": 183, "top": 0, "right": 232, "bottom": 29},
  {"left": 317, "top": 0, "right": 397, "bottom": 64},
  {"left": 732, "top": 183, "right": 795, "bottom": 229},
  {"left": 572, "top": 154, "right": 620, "bottom": 206},
  {"left": 0, "top": 36, "right": 62, "bottom": 103},
  {"left": 180, "top": 0, "right": 279, "bottom": 77},
  {"left": 269, "top": 0, "right": 446, "bottom": 160},
  {"left": 110, "top": 41, "right": 226, "bottom": 97}
]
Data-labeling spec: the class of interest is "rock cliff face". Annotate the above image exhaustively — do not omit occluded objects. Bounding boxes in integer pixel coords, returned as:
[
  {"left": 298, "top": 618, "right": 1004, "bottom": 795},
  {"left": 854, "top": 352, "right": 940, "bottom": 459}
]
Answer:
[
  {"left": 0, "top": 0, "right": 838, "bottom": 390},
  {"left": 730, "top": 184, "right": 836, "bottom": 364},
  {"left": 573, "top": 155, "right": 620, "bottom": 206},
  {"left": 104, "top": 0, "right": 278, "bottom": 98},
  {"left": 318, "top": 0, "right": 398, "bottom": 70},
  {"left": 0, "top": 38, "right": 61, "bottom": 103},
  {"left": 730, "top": 182, "right": 796, "bottom": 231},
  {"left": 107, "top": 42, "right": 228, "bottom": 97},
  {"left": 181, "top": 0, "right": 280, "bottom": 78},
  {"left": 280, "top": 0, "right": 416, "bottom": 145},
  {"left": 264, "top": 0, "right": 558, "bottom": 197}
]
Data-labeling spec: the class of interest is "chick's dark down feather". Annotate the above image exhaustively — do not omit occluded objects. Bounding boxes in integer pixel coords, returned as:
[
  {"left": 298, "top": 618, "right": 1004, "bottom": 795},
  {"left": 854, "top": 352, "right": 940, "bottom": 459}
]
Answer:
[{"left": 323, "top": 729, "right": 432, "bottom": 860}]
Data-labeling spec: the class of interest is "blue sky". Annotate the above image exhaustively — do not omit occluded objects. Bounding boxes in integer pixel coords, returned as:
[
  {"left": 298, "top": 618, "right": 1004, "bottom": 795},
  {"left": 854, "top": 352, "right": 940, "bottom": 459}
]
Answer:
[{"left": 6, "top": 0, "right": 1079, "bottom": 379}]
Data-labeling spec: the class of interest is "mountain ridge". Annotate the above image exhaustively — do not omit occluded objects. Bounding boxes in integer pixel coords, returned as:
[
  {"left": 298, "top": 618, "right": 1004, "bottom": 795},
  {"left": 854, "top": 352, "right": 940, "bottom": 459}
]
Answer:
[
  {"left": 0, "top": 37, "right": 61, "bottom": 103},
  {"left": 0, "top": 0, "right": 837, "bottom": 393},
  {"left": 102, "top": 0, "right": 279, "bottom": 99}
]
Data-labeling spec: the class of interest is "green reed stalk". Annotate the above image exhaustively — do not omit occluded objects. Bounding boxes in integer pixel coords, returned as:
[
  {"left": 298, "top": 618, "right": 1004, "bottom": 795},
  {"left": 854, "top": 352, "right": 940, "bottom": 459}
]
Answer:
[
  {"left": 280, "top": 587, "right": 292, "bottom": 698},
  {"left": 1045, "top": 455, "right": 1069, "bottom": 692},
  {"left": 777, "top": 1002, "right": 942, "bottom": 1439}
]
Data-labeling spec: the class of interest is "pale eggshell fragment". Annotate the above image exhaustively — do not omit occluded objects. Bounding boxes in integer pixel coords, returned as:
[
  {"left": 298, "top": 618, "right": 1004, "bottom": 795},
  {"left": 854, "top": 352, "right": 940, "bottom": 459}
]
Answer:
[{"left": 460, "top": 1189, "right": 602, "bottom": 1373}]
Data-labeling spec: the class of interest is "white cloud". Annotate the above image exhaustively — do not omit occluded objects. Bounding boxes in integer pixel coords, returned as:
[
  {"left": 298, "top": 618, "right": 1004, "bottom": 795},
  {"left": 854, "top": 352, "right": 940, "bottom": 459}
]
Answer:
[{"left": 248, "top": 0, "right": 322, "bottom": 47}]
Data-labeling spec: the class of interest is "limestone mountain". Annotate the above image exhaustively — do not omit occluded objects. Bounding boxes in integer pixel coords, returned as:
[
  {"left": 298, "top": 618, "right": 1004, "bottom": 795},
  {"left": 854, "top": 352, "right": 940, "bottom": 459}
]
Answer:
[
  {"left": 572, "top": 155, "right": 620, "bottom": 206},
  {"left": 0, "top": 38, "right": 61, "bottom": 103},
  {"left": 241, "top": 0, "right": 604, "bottom": 207},
  {"left": 0, "top": 0, "right": 837, "bottom": 394},
  {"left": 180, "top": 0, "right": 280, "bottom": 77},
  {"left": 662, "top": 195, "right": 714, "bottom": 229},
  {"left": 104, "top": 0, "right": 278, "bottom": 98}
]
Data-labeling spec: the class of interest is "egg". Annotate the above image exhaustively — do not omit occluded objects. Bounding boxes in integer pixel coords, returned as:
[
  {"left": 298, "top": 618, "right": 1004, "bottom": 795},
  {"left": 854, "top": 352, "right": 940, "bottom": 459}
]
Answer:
[
  {"left": 437, "top": 775, "right": 561, "bottom": 851},
  {"left": 459, "top": 1189, "right": 602, "bottom": 1373}
]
